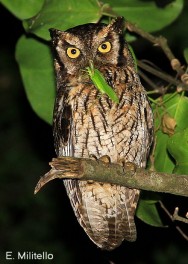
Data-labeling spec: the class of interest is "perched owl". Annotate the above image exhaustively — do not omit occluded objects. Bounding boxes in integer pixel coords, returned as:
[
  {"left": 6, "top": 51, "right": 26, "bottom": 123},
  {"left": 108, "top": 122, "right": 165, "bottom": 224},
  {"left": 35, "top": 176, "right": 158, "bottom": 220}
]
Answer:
[{"left": 50, "top": 17, "right": 153, "bottom": 250}]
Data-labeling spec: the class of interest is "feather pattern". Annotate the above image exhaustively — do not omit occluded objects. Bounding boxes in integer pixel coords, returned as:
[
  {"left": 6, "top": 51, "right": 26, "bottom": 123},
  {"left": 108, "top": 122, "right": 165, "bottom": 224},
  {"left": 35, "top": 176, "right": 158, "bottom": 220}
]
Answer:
[{"left": 51, "top": 18, "right": 153, "bottom": 250}]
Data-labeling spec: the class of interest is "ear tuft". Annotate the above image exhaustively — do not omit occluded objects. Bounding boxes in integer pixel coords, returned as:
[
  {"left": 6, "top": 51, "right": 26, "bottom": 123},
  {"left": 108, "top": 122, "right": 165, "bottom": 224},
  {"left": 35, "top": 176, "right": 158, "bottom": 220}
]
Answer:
[
  {"left": 110, "top": 17, "right": 125, "bottom": 34},
  {"left": 49, "top": 28, "right": 65, "bottom": 40}
]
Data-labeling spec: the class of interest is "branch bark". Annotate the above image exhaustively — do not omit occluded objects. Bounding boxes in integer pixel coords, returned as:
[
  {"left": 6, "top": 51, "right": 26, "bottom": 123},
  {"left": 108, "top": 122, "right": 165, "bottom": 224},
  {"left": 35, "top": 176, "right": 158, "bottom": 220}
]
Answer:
[
  {"left": 125, "top": 21, "right": 188, "bottom": 92},
  {"left": 34, "top": 157, "right": 188, "bottom": 197},
  {"left": 125, "top": 21, "right": 185, "bottom": 76}
]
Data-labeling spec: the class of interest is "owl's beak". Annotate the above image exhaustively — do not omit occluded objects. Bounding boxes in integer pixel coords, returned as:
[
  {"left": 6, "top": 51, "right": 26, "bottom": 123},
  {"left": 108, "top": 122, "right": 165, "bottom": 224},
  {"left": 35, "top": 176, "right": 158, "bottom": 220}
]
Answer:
[{"left": 88, "top": 60, "right": 94, "bottom": 71}]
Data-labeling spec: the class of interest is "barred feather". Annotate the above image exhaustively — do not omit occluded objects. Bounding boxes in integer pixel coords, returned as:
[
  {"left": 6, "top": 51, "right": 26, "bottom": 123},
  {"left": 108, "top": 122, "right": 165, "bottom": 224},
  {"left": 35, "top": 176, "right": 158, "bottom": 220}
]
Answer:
[{"left": 51, "top": 18, "right": 153, "bottom": 250}]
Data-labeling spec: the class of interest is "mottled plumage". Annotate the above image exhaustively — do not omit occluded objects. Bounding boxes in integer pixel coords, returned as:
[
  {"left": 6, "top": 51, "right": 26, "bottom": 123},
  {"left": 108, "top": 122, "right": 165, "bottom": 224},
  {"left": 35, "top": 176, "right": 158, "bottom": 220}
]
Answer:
[{"left": 50, "top": 17, "right": 153, "bottom": 250}]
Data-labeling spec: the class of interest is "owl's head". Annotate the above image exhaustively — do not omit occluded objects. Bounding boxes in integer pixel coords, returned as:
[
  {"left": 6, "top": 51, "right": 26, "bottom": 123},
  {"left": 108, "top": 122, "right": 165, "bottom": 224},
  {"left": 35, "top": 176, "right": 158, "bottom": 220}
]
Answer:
[{"left": 50, "top": 17, "right": 130, "bottom": 76}]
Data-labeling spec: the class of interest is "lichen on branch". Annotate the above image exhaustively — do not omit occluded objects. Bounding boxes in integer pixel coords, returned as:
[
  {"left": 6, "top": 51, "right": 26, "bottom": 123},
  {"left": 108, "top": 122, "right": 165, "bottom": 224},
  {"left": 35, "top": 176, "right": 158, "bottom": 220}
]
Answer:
[{"left": 34, "top": 157, "right": 188, "bottom": 197}]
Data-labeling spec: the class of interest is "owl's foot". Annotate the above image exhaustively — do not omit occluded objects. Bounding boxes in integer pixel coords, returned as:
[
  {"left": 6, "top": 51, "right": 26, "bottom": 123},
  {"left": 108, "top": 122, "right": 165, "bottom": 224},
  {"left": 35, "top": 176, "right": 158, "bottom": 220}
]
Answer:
[
  {"left": 89, "top": 154, "right": 98, "bottom": 160},
  {"left": 117, "top": 159, "right": 137, "bottom": 174},
  {"left": 88, "top": 155, "right": 111, "bottom": 185},
  {"left": 89, "top": 154, "right": 111, "bottom": 164},
  {"left": 98, "top": 155, "right": 111, "bottom": 164},
  {"left": 88, "top": 154, "right": 111, "bottom": 184},
  {"left": 122, "top": 161, "right": 137, "bottom": 175}
]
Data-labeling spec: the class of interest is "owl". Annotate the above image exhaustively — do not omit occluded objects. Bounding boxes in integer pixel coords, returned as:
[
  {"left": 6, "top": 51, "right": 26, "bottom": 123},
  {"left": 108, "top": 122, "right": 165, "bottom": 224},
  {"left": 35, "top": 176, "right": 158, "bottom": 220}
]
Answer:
[{"left": 50, "top": 17, "right": 153, "bottom": 250}]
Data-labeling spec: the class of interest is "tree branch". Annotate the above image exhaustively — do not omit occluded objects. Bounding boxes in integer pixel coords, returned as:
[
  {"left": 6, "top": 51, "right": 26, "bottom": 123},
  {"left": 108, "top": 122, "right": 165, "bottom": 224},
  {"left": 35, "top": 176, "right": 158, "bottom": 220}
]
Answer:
[
  {"left": 125, "top": 21, "right": 184, "bottom": 76},
  {"left": 34, "top": 157, "right": 188, "bottom": 197},
  {"left": 159, "top": 201, "right": 188, "bottom": 240},
  {"left": 137, "top": 60, "right": 182, "bottom": 87},
  {"left": 173, "top": 207, "right": 188, "bottom": 224},
  {"left": 125, "top": 21, "right": 188, "bottom": 92}
]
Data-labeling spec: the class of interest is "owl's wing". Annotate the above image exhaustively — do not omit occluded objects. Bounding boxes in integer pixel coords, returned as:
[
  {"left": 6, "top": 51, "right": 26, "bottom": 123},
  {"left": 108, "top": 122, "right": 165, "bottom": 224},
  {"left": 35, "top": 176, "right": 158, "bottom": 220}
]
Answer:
[
  {"left": 53, "top": 86, "right": 73, "bottom": 157},
  {"left": 146, "top": 97, "right": 154, "bottom": 156}
]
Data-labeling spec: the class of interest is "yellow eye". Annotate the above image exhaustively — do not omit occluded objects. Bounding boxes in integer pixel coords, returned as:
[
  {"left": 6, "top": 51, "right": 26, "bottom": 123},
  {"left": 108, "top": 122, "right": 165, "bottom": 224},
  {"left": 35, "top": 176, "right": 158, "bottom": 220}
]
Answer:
[
  {"left": 98, "top": 41, "right": 111, "bottom": 53},
  {"left": 66, "top": 47, "right": 80, "bottom": 58}
]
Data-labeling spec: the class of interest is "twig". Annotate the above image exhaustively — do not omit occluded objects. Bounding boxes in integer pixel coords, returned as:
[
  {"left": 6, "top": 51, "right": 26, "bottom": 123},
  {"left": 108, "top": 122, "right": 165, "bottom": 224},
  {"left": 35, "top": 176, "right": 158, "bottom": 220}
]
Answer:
[
  {"left": 173, "top": 207, "right": 188, "bottom": 224},
  {"left": 159, "top": 200, "right": 173, "bottom": 220},
  {"left": 125, "top": 21, "right": 185, "bottom": 76},
  {"left": 125, "top": 21, "right": 188, "bottom": 91},
  {"left": 138, "top": 60, "right": 182, "bottom": 87},
  {"left": 159, "top": 201, "right": 188, "bottom": 241},
  {"left": 175, "top": 226, "right": 188, "bottom": 241},
  {"left": 138, "top": 69, "right": 163, "bottom": 93},
  {"left": 34, "top": 157, "right": 188, "bottom": 197},
  {"left": 138, "top": 60, "right": 188, "bottom": 92}
]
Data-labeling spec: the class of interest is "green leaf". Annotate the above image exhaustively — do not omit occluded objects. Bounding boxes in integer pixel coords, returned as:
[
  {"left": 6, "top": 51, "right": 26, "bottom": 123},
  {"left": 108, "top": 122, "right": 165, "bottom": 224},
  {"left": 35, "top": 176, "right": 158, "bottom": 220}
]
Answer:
[
  {"left": 24, "top": 0, "right": 101, "bottom": 40},
  {"left": 167, "top": 128, "right": 188, "bottom": 174},
  {"left": 153, "top": 94, "right": 188, "bottom": 173},
  {"left": 154, "top": 130, "right": 175, "bottom": 173},
  {"left": 0, "top": 0, "right": 44, "bottom": 20},
  {"left": 103, "top": 0, "right": 183, "bottom": 33},
  {"left": 164, "top": 94, "right": 188, "bottom": 131},
  {"left": 15, "top": 35, "right": 55, "bottom": 124},
  {"left": 140, "top": 191, "right": 162, "bottom": 205},
  {"left": 136, "top": 199, "right": 164, "bottom": 227},
  {"left": 184, "top": 48, "right": 188, "bottom": 64}
]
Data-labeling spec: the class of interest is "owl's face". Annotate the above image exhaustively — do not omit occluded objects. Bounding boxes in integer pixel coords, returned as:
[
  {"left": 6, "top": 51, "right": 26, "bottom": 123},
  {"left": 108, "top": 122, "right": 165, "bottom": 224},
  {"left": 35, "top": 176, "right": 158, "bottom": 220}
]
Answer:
[{"left": 50, "top": 17, "right": 129, "bottom": 76}]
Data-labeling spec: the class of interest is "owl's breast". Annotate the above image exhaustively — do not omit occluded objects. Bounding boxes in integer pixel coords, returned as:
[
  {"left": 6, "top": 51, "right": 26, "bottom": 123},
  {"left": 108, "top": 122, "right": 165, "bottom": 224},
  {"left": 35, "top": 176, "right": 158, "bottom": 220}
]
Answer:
[
  {"left": 68, "top": 82, "right": 150, "bottom": 167},
  {"left": 71, "top": 86, "right": 117, "bottom": 161}
]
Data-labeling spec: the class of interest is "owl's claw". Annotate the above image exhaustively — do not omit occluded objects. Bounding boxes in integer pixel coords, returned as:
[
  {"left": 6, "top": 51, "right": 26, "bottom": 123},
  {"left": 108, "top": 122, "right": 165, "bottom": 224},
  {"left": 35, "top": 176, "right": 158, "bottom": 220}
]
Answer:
[
  {"left": 88, "top": 154, "right": 98, "bottom": 184},
  {"left": 89, "top": 154, "right": 98, "bottom": 160},
  {"left": 87, "top": 155, "right": 111, "bottom": 185},
  {"left": 117, "top": 159, "right": 137, "bottom": 174},
  {"left": 89, "top": 154, "right": 111, "bottom": 164},
  {"left": 98, "top": 155, "right": 111, "bottom": 164},
  {"left": 122, "top": 162, "right": 137, "bottom": 174}
]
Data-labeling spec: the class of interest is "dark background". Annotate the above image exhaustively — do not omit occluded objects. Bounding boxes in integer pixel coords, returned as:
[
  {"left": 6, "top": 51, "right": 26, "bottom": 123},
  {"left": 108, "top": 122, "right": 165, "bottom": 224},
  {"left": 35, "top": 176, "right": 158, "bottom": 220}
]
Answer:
[{"left": 0, "top": 2, "right": 188, "bottom": 263}]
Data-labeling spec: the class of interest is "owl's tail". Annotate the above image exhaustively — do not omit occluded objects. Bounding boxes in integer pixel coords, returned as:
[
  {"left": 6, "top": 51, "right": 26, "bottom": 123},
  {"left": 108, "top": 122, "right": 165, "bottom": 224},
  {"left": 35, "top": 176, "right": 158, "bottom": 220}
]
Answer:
[{"left": 64, "top": 179, "right": 140, "bottom": 250}]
